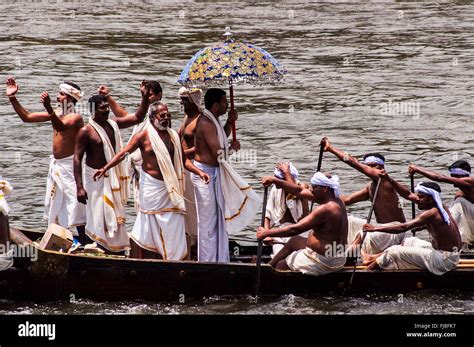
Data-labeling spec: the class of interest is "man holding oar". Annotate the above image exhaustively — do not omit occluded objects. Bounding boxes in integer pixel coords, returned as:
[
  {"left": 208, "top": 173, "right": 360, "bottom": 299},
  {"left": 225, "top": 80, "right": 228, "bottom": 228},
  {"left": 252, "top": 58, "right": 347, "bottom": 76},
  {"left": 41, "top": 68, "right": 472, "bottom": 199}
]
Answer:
[
  {"left": 257, "top": 172, "right": 347, "bottom": 275},
  {"left": 363, "top": 175, "right": 461, "bottom": 275},
  {"left": 409, "top": 161, "right": 474, "bottom": 247},
  {"left": 320, "top": 137, "right": 407, "bottom": 255},
  {"left": 5, "top": 78, "right": 89, "bottom": 244}
]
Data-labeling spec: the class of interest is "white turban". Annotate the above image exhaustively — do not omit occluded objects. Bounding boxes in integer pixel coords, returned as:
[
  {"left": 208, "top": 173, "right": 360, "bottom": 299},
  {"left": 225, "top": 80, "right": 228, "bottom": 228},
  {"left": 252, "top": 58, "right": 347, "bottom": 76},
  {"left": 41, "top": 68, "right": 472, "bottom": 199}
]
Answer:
[
  {"left": 179, "top": 87, "right": 203, "bottom": 112},
  {"left": 59, "top": 83, "right": 83, "bottom": 101},
  {"left": 364, "top": 156, "right": 384, "bottom": 166},
  {"left": 310, "top": 172, "right": 341, "bottom": 198},
  {"left": 415, "top": 183, "right": 450, "bottom": 224},
  {"left": 274, "top": 163, "right": 299, "bottom": 180},
  {"left": 449, "top": 167, "right": 470, "bottom": 177},
  {"left": 0, "top": 179, "right": 13, "bottom": 216}
]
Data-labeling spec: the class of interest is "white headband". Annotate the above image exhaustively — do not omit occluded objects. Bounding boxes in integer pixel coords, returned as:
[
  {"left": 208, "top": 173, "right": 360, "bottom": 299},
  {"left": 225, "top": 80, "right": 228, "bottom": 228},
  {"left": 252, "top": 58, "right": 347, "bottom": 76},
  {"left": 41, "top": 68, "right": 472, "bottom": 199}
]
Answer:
[
  {"left": 364, "top": 156, "right": 384, "bottom": 166},
  {"left": 310, "top": 172, "right": 341, "bottom": 197},
  {"left": 274, "top": 163, "right": 299, "bottom": 180},
  {"left": 415, "top": 183, "right": 450, "bottom": 224},
  {"left": 449, "top": 167, "right": 470, "bottom": 177},
  {"left": 59, "top": 83, "right": 83, "bottom": 101},
  {"left": 179, "top": 87, "right": 203, "bottom": 112}
]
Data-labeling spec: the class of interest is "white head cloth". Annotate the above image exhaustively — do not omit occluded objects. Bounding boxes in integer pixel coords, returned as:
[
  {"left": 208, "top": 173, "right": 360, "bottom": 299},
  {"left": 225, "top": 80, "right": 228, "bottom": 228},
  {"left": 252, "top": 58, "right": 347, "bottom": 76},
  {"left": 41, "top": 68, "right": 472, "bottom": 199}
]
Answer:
[
  {"left": 179, "top": 87, "right": 203, "bottom": 112},
  {"left": 59, "top": 83, "right": 83, "bottom": 101},
  {"left": 310, "top": 172, "right": 341, "bottom": 198},
  {"left": 415, "top": 183, "right": 450, "bottom": 224},
  {"left": 364, "top": 156, "right": 384, "bottom": 166},
  {"left": 274, "top": 163, "right": 299, "bottom": 180},
  {"left": 449, "top": 167, "right": 470, "bottom": 177}
]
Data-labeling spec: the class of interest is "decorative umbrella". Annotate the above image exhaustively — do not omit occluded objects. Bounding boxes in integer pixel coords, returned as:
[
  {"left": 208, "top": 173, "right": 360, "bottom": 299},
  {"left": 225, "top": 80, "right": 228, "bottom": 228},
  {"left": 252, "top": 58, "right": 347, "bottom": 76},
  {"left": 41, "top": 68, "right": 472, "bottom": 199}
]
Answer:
[{"left": 178, "top": 27, "right": 287, "bottom": 141}]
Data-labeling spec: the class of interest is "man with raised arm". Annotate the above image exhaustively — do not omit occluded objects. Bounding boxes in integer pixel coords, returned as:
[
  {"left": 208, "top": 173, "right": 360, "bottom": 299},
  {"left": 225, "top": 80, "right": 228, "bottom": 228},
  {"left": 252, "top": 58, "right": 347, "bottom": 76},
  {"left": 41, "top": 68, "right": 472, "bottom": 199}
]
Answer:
[
  {"left": 93, "top": 103, "right": 210, "bottom": 260},
  {"left": 409, "top": 160, "right": 473, "bottom": 246},
  {"left": 193, "top": 88, "right": 261, "bottom": 263},
  {"left": 257, "top": 172, "right": 347, "bottom": 275},
  {"left": 5, "top": 77, "right": 88, "bottom": 243},
  {"left": 321, "top": 137, "right": 407, "bottom": 255},
  {"left": 363, "top": 174, "right": 461, "bottom": 275},
  {"left": 74, "top": 82, "right": 149, "bottom": 253}
]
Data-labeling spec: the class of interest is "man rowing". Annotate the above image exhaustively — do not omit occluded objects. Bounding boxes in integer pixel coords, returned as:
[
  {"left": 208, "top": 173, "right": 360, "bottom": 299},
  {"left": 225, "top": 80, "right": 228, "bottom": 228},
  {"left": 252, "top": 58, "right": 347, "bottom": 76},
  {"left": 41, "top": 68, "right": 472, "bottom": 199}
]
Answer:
[
  {"left": 363, "top": 176, "right": 461, "bottom": 275},
  {"left": 257, "top": 172, "right": 347, "bottom": 275},
  {"left": 193, "top": 88, "right": 261, "bottom": 263},
  {"left": 409, "top": 160, "right": 474, "bottom": 246},
  {"left": 264, "top": 162, "right": 310, "bottom": 257},
  {"left": 74, "top": 83, "right": 150, "bottom": 253},
  {"left": 6, "top": 78, "right": 88, "bottom": 244},
  {"left": 93, "top": 103, "right": 210, "bottom": 260},
  {"left": 177, "top": 87, "right": 203, "bottom": 256},
  {"left": 98, "top": 81, "right": 163, "bottom": 212},
  {"left": 321, "top": 137, "right": 407, "bottom": 254}
]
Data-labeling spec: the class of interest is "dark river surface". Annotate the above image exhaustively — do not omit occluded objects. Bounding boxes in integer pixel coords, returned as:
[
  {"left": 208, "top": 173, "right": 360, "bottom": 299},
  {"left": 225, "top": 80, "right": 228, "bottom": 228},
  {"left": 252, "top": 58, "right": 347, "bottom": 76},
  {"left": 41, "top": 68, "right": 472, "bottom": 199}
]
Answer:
[{"left": 0, "top": 0, "right": 472, "bottom": 314}]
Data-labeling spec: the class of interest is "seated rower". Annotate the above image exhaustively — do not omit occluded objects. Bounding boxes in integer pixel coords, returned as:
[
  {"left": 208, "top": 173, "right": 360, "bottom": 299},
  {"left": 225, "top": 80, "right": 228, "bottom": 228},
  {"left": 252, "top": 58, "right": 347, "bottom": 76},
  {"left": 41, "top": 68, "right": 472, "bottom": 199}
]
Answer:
[
  {"left": 264, "top": 162, "right": 309, "bottom": 257},
  {"left": 321, "top": 137, "right": 407, "bottom": 255},
  {"left": 363, "top": 179, "right": 461, "bottom": 275},
  {"left": 257, "top": 172, "right": 347, "bottom": 276},
  {"left": 409, "top": 161, "right": 473, "bottom": 247}
]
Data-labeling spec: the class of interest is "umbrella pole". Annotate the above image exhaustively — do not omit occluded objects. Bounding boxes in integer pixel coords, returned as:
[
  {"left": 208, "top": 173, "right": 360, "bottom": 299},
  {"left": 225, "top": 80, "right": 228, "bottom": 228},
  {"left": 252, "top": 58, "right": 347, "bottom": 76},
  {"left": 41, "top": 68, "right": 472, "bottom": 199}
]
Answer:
[{"left": 229, "top": 84, "right": 237, "bottom": 142}]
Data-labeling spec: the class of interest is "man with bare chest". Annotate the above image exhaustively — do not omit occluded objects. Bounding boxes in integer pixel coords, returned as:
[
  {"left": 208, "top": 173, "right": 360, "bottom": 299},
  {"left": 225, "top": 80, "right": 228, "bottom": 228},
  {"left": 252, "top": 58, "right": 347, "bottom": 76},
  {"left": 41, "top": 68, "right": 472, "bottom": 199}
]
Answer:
[
  {"left": 93, "top": 103, "right": 210, "bottom": 260},
  {"left": 74, "top": 83, "right": 150, "bottom": 252},
  {"left": 6, "top": 77, "right": 88, "bottom": 243}
]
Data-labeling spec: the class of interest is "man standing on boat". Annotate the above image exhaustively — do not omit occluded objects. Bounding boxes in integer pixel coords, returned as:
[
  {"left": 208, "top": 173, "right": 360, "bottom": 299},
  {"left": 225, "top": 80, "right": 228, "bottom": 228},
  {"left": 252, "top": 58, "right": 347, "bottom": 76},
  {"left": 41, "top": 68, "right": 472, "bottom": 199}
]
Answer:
[
  {"left": 97, "top": 81, "right": 163, "bottom": 212},
  {"left": 263, "top": 162, "right": 310, "bottom": 258},
  {"left": 5, "top": 78, "right": 89, "bottom": 244},
  {"left": 74, "top": 83, "right": 150, "bottom": 253},
  {"left": 93, "top": 102, "right": 210, "bottom": 260},
  {"left": 409, "top": 160, "right": 473, "bottom": 247},
  {"left": 193, "top": 88, "right": 261, "bottom": 263},
  {"left": 177, "top": 87, "right": 203, "bottom": 257},
  {"left": 363, "top": 177, "right": 461, "bottom": 275},
  {"left": 320, "top": 137, "right": 407, "bottom": 254},
  {"left": 257, "top": 172, "right": 347, "bottom": 275}
]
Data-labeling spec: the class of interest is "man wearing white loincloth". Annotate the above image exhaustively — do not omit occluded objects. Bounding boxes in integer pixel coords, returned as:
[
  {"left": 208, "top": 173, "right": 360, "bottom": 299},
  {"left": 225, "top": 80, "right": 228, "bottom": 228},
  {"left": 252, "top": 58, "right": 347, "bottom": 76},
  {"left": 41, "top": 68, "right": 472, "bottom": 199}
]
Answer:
[
  {"left": 177, "top": 87, "right": 203, "bottom": 256},
  {"left": 264, "top": 162, "right": 310, "bottom": 258},
  {"left": 363, "top": 180, "right": 461, "bottom": 275},
  {"left": 93, "top": 103, "right": 210, "bottom": 260},
  {"left": 257, "top": 172, "right": 347, "bottom": 276},
  {"left": 409, "top": 161, "right": 474, "bottom": 246},
  {"left": 6, "top": 78, "right": 88, "bottom": 243},
  {"left": 193, "top": 88, "right": 261, "bottom": 263},
  {"left": 320, "top": 137, "right": 407, "bottom": 254},
  {"left": 74, "top": 83, "right": 150, "bottom": 252},
  {"left": 97, "top": 82, "right": 163, "bottom": 212}
]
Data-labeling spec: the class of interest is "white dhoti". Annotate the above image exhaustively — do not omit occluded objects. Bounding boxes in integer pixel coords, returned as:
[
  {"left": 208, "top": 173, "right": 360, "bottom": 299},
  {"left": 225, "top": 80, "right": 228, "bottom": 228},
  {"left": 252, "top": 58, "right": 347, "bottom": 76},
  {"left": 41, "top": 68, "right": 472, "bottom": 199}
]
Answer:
[
  {"left": 84, "top": 165, "right": 129, "bottom": 252},
  {"left": 270, "top": 222, "right": 310, "bottom": 258},
  {"left": 130, "top": 170, "right": 187, "bottom": 260},
  {"left": 348, "top": 215, "right": 406, "bottom": 254},
  {"left": 450, "top": 197, "right": 474, "bottom": 244},
  {"left": 44, "top": 155, "right": 86, "bottom": 228},
  {"left": 183, "top": 171, "right": 198, "bottom": 247},
  {"left": 286, "top": 247, "right": 346, "bottom": 276},
  {"left": 376, "top": 236, "right": 460, "bottom": 275},
  {"left": 192, "top": 161, "right": 228, "bottom": 263}
]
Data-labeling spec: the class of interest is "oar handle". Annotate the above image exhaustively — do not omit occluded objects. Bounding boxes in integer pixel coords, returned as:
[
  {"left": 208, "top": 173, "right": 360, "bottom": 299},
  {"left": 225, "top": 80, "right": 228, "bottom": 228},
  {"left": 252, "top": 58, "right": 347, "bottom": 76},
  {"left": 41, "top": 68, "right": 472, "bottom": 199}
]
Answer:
[
  {"left": 310, "top": 142, "right": 325, "bottom": 211},
  {"left": 410, "top": 173, "right": 416, "bottom": 236},
  {"left": 255, "top": 185, "right": 269, "bottom": 296},
  {"left": 229, "top": 84, "right": 237, "bottom": 142}
]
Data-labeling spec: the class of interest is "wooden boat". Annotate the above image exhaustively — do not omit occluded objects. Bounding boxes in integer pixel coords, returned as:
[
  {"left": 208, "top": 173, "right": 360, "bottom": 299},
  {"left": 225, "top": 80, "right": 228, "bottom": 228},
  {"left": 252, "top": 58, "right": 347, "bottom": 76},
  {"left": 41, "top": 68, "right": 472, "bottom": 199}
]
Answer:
[{"left": 1, "top": 227, "right": 474, "bottom": 302}]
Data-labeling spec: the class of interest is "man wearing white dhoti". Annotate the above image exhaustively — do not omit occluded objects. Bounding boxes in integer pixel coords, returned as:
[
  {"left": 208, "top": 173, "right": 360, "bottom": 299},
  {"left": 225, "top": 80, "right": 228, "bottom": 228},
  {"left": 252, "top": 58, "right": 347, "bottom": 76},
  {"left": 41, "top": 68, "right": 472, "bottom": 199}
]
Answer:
[
  {"left": 363, "top": 181, "right": 461, "bottom": 275},
  {"left": 0, "top": 178, "right": 13, "bottom": 271},
  {"left": 409, "top": 161, "right": 474, "bottom": 246},
  {"left": 6, "top": 78, "right": 88, "bottom": 242},
  {"left": 258, "top": 172, "right": 348, "bottom": 276},
  {"left": 93, "top": 103, "right": 210, "bottom": 260},
  {"left": 264, "top": 162, "right": 309, "bottom": 257},
  {"left": 97, "top": 81, "right": 163, "bottom": 212},
  {"left": 193, "top": 88, "right": 261, "bottom": 263},
  {"left": 74, "top": 84, "right": 150, "bottom": 252}
]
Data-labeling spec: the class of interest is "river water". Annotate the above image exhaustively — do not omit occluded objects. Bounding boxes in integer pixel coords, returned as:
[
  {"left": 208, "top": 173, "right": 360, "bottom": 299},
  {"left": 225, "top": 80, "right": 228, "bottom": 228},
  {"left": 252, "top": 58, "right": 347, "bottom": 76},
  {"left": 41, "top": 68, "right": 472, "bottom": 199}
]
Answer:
[{"left": 0, "top": 0, "right": 472, "bottom": 314}]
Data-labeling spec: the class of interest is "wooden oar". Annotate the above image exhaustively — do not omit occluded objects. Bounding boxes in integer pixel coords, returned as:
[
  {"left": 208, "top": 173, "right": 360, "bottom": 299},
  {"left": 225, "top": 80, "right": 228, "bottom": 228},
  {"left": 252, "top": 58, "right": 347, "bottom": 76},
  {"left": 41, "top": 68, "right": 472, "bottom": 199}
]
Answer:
[
  {"left": 410, "top": 173, "right": 416, "bottom": 236},
  {"left": 348, "top": 176, "right": 383, "bottom": 289},
  {"left": 310, "top": 142, "right": 325, "bottom": 211},
  {"left": 255, "top": 185, "right": 269, "bottom": 296}
]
